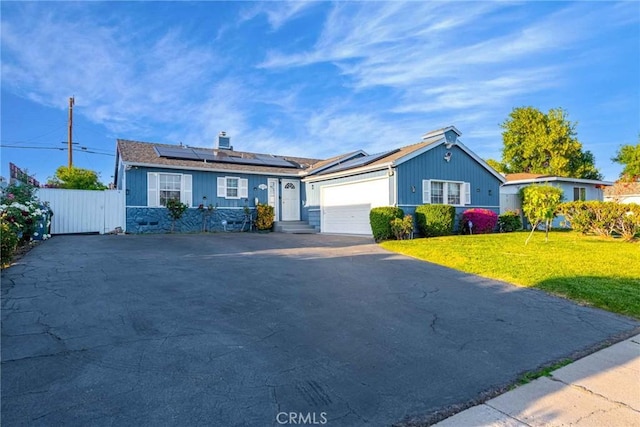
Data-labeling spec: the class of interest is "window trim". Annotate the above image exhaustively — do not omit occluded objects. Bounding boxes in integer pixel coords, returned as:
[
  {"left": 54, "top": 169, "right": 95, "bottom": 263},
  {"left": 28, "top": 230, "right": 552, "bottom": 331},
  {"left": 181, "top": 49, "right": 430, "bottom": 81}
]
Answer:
[
  {"left": 217, "top": 176, "right": 249, "bottom": 200},
  {"left": 573, "top": 186, "right": 587, "bottom": 201},
  {"left": 147, "top": 172, "right": 192, "bottom": 207},
  {"left": 422, "top": 179, "right": 471, "bottom": 206}
]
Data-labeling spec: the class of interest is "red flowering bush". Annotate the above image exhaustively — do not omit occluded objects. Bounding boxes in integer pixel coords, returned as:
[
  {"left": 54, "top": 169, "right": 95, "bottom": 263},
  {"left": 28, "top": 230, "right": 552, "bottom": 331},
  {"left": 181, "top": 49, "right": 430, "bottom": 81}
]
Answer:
[{"left": 460, "top": 208, "right": 498, "bottom": 234}]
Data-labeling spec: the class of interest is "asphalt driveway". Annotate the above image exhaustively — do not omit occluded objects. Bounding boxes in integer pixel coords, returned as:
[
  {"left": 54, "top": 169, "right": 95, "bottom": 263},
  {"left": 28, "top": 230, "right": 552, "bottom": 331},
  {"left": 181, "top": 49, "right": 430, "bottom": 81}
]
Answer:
[{"left": 2, "top": 234, "right": 638, "bottom": 426}]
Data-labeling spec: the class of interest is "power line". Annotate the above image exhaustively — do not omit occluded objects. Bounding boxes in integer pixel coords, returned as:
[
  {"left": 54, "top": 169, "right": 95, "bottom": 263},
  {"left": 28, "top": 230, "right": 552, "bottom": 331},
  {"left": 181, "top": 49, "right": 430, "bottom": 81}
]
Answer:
[{"left": 0, "top": 144, "right": 115, "bottom": 156}]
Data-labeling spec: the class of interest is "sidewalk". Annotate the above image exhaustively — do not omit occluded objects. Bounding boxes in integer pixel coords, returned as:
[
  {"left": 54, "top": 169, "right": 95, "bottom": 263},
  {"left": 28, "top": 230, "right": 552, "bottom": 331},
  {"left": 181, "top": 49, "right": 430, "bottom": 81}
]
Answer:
[{"left": 434, "top": 334, "right": 640, "bottom": 427}]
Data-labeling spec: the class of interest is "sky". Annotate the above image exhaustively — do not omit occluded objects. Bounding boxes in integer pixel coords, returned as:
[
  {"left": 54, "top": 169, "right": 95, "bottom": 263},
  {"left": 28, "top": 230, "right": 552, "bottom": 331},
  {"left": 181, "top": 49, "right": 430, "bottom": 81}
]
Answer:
[{"left": 1, "top": 1, "right": 638, "bottom": 185}]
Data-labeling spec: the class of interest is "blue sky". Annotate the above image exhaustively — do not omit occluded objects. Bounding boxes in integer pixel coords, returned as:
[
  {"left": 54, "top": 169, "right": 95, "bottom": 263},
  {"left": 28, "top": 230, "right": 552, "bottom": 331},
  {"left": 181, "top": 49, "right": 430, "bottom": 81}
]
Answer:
[{"left": 1, "top": 1, "right": 638, "bottom": 185}]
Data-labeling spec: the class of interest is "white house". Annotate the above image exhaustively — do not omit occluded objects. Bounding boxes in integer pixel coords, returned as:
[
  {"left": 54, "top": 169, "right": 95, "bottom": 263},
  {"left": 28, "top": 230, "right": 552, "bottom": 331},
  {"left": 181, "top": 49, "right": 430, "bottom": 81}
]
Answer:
[
  {"left": 500, "top": 173, "right": 613, "bottom": 227},
  {"left": 604, "top": 181, "right": 640, "bottom": 204}
]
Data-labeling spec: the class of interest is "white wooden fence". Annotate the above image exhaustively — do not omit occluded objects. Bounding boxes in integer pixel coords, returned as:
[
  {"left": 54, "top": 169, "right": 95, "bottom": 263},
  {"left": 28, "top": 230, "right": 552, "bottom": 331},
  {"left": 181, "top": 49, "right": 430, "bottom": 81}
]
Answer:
[{"left": 36, "top": 189, "right": 125, "bottom": 234}]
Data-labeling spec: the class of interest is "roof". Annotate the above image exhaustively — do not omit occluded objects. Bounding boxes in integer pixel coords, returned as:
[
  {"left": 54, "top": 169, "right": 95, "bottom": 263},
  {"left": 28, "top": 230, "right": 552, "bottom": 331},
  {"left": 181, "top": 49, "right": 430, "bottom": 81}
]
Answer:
[
  {"left": 115, "top": 126, "right": 506, "bottom": 184},
  {"left": 306, "top": 132, "right": 446, "bottom": 180},
  {"left": 603, "top": 181, "right": 640, "bottom": 196},
  {"left": 305, "top": 150, "right": 366, "bottom": 176},
  {"left": 502, "top": 174, "right": 613, "bottom": 186},
  {"left": 504, "top": 173, "right": 549, "bottom": 182},
  {"left": 117, "top": 139, "right": 321, "bottom": 176}
]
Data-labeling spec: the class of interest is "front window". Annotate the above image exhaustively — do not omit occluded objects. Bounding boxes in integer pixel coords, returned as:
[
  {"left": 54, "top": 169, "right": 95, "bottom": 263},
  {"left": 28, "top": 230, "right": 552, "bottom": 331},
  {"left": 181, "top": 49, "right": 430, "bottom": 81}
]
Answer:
[
  {"left": 424, "top": 180, "right": 469, "bottom": 205},
  {"left": 431, "top": 181, "right": 444, "bottom": 204},
  {"left": 573, "top": 187, "right": 586, "bottom": 201},
  {"left": 226, "top": 178, "right": 239, "bottom": 198},
  {"left": 447, "top": 182, "right": 461, "bottom": 205},
  {"left": 159, "top": 173, "right": 181, "bottom": 206}
]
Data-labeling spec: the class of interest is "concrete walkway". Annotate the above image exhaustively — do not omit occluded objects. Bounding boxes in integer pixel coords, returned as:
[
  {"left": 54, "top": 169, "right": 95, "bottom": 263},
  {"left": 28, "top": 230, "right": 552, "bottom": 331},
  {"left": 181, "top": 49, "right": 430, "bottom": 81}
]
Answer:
[{"left": 434, "top": 334, "right": 640, "bottom": 427}]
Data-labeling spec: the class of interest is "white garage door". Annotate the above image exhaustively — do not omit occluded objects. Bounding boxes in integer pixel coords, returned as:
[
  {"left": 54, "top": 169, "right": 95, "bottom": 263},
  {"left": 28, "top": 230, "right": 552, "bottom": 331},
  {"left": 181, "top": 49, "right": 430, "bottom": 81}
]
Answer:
[{"left": 321, "top": 178, "right": 391, "bottom": 235}]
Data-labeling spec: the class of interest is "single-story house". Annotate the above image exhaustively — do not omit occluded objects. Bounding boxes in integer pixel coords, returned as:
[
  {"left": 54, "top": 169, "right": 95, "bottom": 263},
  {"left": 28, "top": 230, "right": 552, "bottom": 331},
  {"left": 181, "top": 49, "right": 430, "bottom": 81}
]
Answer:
[
  {"left": 603, "top": 181, "right": 640, "bottom": 204},
  {"left": 114, "top": 126, "right": 505, "bottom": 234},
  {"left": 500, "top": 173, "right": 613, "bottom": 227}
]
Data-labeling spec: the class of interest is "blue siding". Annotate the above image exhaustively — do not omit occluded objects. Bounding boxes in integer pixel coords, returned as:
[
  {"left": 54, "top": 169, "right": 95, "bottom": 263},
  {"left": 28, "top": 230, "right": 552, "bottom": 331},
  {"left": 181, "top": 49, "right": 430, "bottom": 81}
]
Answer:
[
  {"left": 125, "top": 167, "right": 304, "bottom": 233},
  {"left": 303, "top": 169, "right": 389, "bottom": 229},
  {"left": 125, "top": 167, "right": 297, "bottom": 208},
  {"left": 397, "top": 144, "right": 501, "bottom": 208}
]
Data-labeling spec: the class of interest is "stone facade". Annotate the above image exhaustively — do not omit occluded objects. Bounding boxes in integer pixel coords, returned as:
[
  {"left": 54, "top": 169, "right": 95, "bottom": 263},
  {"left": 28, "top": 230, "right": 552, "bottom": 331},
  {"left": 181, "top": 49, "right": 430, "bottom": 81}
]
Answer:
[{"left": 126, "top": 207, "right": 255, "bottom": 234}]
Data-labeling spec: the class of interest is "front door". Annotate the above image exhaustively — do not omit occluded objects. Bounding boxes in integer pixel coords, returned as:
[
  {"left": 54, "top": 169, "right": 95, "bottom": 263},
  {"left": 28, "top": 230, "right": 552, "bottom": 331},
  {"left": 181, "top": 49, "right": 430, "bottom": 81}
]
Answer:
[
  {"left": 281, "top": 179, "right": 300, "bottom": 221},
  {"left": 267, "top": 178, "right": 279, "bottom": 221}
]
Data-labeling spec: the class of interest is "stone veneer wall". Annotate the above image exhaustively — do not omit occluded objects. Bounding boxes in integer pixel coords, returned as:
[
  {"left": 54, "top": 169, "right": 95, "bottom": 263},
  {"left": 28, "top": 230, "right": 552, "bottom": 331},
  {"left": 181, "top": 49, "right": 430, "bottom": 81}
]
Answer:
[{"left": 126, "top": 207, "right": 255, "bottom": 234}]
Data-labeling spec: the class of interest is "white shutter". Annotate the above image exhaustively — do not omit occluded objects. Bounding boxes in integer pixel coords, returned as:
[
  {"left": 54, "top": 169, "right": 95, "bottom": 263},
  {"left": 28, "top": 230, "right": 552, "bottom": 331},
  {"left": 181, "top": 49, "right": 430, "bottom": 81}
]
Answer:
[
  {"left": 239, "top": 179, "right": 249, "bottom": 198},
  {"left": 181, "top": 174, "right": 192, "bottom": 206},
  {"left": 147, "top": 172, "right": 159, "bottom": 207},
  {"left": 217, "top": 177, "right": 226, "bottom": 198},
  {"left": 464, "top": 182, "right": 471, "bottom": 205},
  {"left": 422, "top": 180, "right": 431, "bottom": 204}
]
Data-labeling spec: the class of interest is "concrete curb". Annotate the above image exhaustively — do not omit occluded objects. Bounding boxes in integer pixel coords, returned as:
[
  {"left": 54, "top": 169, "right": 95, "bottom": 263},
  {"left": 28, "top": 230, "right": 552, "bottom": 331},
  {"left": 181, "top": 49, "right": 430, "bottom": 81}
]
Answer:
[{"left": 433, "top": 335, "right": 640, "bottom": 426}]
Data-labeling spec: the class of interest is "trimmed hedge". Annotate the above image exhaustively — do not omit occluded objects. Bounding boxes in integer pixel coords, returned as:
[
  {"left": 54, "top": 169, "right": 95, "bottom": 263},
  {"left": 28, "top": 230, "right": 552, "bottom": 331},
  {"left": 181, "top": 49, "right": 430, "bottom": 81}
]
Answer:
[
  {"left": 369, "top": 207, "right": 404, "bottom": 242},
  {"left": 460, "top": 208, "right": 498, "bottom": 234},
  {"left": 415, "top": 204, "right": 456, "bottom": 237},
  {"left": 498, "top": 210, "right": 522, "bottom": 232}
]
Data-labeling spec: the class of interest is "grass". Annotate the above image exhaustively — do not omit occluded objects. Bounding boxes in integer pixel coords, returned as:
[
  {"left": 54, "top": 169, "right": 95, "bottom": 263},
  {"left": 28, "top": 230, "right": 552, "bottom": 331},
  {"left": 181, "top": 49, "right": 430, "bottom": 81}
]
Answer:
[
  {"left": 512, "top": 359, "right": 573, "bottom": 389},
  {"left": 381, "top": 231, "right": 640, "bottom": 319}
]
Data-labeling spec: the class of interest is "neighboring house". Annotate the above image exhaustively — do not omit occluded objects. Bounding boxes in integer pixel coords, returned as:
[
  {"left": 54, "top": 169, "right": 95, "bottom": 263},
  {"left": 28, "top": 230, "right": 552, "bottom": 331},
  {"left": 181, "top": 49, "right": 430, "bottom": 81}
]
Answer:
[
  {"left": 500, "top": 173, "right": 613, "bottom": 227},
  {"left": 114, "top": 126, "right": 505, "bottom": 234},
  {"left": 603, "top": 181, "right": 640, "bottom": 204}
]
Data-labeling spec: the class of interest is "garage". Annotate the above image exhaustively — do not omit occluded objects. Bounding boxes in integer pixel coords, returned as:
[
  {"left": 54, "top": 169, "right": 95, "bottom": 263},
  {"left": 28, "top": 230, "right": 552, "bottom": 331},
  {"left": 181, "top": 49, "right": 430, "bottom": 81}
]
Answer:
[{"left": 321, "top": 177, "right": 391, "bottom": 234}]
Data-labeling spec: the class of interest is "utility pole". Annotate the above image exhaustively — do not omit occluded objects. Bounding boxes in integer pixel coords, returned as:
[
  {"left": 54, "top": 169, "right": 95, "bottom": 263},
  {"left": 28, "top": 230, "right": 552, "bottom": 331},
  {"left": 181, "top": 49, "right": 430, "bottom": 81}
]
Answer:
[{"left": 68, "top": 96, "right": 75, "bottom": 168}]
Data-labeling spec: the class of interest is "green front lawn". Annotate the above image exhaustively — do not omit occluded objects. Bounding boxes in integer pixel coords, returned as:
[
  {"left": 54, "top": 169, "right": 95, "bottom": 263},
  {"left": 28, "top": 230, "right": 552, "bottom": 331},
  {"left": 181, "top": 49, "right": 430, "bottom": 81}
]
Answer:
[{"left": 381, "top": 232, "right": 640, "bottom": 319}]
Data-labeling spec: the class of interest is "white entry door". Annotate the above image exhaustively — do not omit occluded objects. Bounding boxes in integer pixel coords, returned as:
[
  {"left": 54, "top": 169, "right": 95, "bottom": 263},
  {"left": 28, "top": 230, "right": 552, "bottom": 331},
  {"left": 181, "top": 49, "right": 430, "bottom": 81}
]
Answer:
[
  {"left": 267, "top": 178, "right": 279, "bottom": 221},
  {"left": 281, "top": 179, "right": 300, "bottom": 221}
]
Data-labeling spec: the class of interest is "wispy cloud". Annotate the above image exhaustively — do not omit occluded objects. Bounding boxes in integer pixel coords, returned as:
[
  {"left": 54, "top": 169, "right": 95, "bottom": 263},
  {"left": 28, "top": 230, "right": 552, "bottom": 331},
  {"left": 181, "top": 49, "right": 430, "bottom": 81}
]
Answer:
[
  {"left": 1, "top": 1, "right": 637, "bottom": 180},
  {"left": 1, "top": 4, "right": 222, "bottom": 140},
  {"left": 240, "top": 1, "right": 319, "bottom": 30}
]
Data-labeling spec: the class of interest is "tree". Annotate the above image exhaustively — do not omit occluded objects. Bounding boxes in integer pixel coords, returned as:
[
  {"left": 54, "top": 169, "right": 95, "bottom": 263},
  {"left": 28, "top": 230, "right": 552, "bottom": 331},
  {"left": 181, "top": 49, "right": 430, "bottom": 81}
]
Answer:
[
  {"left": 612, "top": 142, "right": 640, "bottom": 182},
  {"left": 520, "top": 184, "right": 563, "bottom": 245},
  {"left": 500, "top": 107, "right": 602, "bottom": 179},
  {"left": 485, "top": 158, "right": 508, "bottom": 174},
  {"left": 48, "top": 166, "right": 107, "bottom": 190}
]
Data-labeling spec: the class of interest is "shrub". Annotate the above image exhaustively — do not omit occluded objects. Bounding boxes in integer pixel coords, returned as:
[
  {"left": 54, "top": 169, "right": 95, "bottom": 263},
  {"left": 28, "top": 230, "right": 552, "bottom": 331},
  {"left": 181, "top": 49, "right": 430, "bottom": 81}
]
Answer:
[
  {"left": 415, "top": 204, "right": 456, "bottom": 237},
  {"left": 255, "top": 203, "right": 275, "bottom": 230},
  {"left": 166, "top": 199, "right": 188, "bottom": 232},
  {"left": 498, "top": 210, "right": 522, "bottom": 232},
  {"left": 369, "top": 207, "right": 404, "bottom": 242},
  {"left": 460, "top": 209, "right": 498, "bottom": 234},
  {"left": 1, "top": 221, "right": 19, "bottom": 267},
  {"left": 615, "top": 204, "right": 640, "bottom": 241},
  {"left": 390, "top": 215, "right": 414, "bottom": 240},
  {"left": 1, "top": 183, "right": 48, "bottom": 242},
  {"left": 558, "top": 201, "right": 640, "bottom": 241}
]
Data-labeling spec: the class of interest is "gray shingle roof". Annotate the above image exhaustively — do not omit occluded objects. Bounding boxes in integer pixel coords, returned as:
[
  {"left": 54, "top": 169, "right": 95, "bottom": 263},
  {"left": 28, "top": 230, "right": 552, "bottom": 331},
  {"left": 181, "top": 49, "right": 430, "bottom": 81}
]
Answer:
[{"left": 117, "top": 139, "right": 321, "bottom": 175}]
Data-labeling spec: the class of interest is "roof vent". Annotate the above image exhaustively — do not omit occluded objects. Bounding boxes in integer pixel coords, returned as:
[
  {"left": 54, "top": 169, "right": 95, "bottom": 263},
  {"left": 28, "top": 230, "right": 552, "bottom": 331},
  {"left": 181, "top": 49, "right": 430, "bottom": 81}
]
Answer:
[{"left": 217, "top": 131, "right": 232, "bottom": 150}]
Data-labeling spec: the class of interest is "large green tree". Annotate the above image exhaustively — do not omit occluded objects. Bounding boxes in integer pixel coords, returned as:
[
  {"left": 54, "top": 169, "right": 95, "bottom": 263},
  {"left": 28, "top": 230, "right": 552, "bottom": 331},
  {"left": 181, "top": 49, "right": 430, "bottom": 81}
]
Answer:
[
  {"left": 47, "top": 166, "right": 107, "bottom": 190},
  {"left": 500, "top": 107, "right": 602, "bottom": 179},
  {"left": 612, "top": 142, "right": 640, "bottom": 182}
]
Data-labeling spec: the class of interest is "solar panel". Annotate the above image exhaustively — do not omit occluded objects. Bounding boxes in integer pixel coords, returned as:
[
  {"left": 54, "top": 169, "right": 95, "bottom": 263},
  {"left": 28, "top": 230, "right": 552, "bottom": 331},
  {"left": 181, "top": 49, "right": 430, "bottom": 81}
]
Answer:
[
  {"left": 155, "top": 146, "right": 300, "bottom": 168},
  {"left": 254, "top": 154, "right": 298, "bottom": 168},
  {"left": 154, "top": 146, "right": 201, "bottom": 160},
  {"left": 320, "top": 149, "right": 399, "bottom": 174},
  {"left": 191, "top": 149, "right": 217, "bottom": 161}
]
